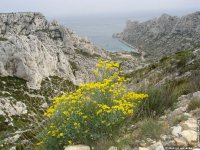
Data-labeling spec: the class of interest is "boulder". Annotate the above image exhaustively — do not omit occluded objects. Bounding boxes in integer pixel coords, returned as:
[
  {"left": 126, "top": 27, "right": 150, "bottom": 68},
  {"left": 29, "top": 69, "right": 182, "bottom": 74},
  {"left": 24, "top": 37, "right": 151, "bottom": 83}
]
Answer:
[
  {"left": 171, "top": 125, "right": 182, "bottom": 137},
  {"left": 64, "top": 145, "right": 90, "bottom": 150},
  {"left": 181, "top": 130, "right": 197, "bottom": 146},
  {"left": 174, "top": 137, "right": 187, "bottom": 147},
  {"left": 108, "top": 146, "right": 118, "bottom": 150},
  {"left": 149, "top": 141, "right": 165, "bottom": 150},
  {"left": 181, "top": 118, "right": 197, "bottom": 131},
  {"left": 139, "top": 147, "right": 149, "bottom": 150}
]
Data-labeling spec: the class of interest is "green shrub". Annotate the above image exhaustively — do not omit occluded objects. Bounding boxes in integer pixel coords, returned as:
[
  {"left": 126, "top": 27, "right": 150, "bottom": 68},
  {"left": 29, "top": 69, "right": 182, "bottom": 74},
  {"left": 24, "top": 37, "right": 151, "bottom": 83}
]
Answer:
[
  {"left": 138, "top": 118, "right": 167, "bottom": 140},
  {"left": 172, "top": 114, "right": 189, "bottom": 126},
  {"left": 187, "top": 99, "right": 200, "bottom": 111},
  {"left": 37, "top": 60, "right": 148, "bottom": 149},
  {"left": 0, "top": 37, "right": 7, "bottom": 41}
]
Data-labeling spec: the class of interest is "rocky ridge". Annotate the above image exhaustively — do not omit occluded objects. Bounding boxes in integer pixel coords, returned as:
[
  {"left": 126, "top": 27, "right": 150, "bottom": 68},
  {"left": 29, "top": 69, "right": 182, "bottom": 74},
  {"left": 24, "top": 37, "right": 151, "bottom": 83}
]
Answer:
[
  {"left": 0, "top": 12, "right": 108, "bottom": 89},
  {"left": 115, "top": 11, "right": 200, "bottom": 59}
]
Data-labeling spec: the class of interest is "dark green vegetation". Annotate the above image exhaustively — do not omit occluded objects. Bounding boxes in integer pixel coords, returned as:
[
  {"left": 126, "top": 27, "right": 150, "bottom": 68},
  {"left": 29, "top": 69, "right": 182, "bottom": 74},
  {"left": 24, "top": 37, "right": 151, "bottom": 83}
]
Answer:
[
  {"left": 116, "top": 49, "right": 200, "bottom": 146},
  {"left": 0, "top": 37, "right": 8, "bottom": 41},
  {"left": 1, "top": 48, "right": 200, "bottom": 149},
  {"left": 126, "top": 49, "right": 200, "bottom": 118},
  {"left": 35, "top": 29, "right": 49, "bottom": 33},
  {"left": 0, "top": 76, "right": 76, "bottom": 149},
  {"left": 187, "top": 98, "right": 200, "bottom": 111}
]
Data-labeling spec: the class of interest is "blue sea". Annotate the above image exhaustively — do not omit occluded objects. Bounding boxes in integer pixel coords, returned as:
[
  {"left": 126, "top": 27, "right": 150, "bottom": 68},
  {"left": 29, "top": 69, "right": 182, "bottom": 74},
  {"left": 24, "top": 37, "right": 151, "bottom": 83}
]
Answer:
[
  {"left": 55, "top": 10, "right": 195, "bottom": 52},
  {"left": 58, "top": 14, "right": 137, "bottom": 52}
]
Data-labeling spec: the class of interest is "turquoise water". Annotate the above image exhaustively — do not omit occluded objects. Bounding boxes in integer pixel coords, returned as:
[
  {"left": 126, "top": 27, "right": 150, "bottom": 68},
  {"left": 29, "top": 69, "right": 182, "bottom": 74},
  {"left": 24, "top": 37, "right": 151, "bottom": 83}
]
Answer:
[{"left": 59, "top": 16, "right": 134, "bottom": 52}]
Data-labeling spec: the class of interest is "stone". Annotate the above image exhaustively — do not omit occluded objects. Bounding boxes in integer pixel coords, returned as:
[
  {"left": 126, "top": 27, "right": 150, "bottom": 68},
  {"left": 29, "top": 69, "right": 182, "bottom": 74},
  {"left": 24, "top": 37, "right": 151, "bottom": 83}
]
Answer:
[
  {"left": 181, "top": 118, "right": 197, "bottom": 131},
  {"left": 146, "top": 138, "right": 156, "bottom": 144},
  {"left": 139, "top": 147, "right": 149, "bottom": 150},
  {"left": 0, "top": 98, "right": 27, "bottom": 117},
  {"left": 160, "top": 135, "right": 171, "bottom": 141},
  {"left": 192, "top": 91, "right": 200, "bottom": 99},
  {"left": 174, "top": 137, "right": 187, "bottom": 147},
  {"left": 9, "top": 147, "right": 16, "bottom": 150},
  {"left": 171, "top": 125, "right": 182, "bottom": 137},
  {"left": 4, "top": 134, "right": 21, "bottom": 144},
  {"left": 149, "top": 141, "right": 165, "bottom": 150},
  {"left": 181, "top": 130, "right": 197, "bottom": 146},
  {"left": 139, "top": 140, "right": 147, "bottom": 147},
  {"left": 64, "top": 145, "right": 90, "bottom": 150},
  {"left": 108, "top": 146, "right": 118, "bottom": 150}
]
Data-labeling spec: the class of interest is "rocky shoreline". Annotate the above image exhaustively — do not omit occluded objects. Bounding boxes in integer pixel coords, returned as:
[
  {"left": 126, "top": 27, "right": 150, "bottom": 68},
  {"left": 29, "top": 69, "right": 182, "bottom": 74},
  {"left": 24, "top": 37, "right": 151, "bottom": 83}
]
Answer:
[{"left": 116, "top": 12, "right": 200, "bottom": 59}]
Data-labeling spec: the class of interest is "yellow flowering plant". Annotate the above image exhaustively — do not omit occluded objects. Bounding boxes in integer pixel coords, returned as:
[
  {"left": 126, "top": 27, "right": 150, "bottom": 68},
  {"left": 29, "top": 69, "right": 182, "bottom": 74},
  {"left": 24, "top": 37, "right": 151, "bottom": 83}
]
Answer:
[{"left": 37, "top": 60, "right": 148, "bottom": 150}]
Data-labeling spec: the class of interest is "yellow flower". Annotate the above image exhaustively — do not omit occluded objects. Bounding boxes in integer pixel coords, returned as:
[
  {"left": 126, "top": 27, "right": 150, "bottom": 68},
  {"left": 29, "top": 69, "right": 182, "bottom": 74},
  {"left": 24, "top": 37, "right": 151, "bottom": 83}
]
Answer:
[{"left": 36, "top": 141, "right": 44, "bottom": 146}]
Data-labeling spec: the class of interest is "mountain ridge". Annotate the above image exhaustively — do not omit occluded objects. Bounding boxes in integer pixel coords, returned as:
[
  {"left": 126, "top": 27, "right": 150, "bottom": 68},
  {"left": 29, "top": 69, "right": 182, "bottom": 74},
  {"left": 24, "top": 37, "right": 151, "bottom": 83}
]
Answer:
[
  {"left": 0, "top": 12, "right": 108, "bottom": 89},
  {"left": 115, "top": 11, "right": 200, "bottom": 59}
]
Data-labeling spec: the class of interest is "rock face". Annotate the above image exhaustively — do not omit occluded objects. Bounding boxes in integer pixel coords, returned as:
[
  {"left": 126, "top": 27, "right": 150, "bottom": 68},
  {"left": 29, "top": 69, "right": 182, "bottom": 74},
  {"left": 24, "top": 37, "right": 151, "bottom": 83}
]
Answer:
[
  {"left": 0, "top": 12, "right": 108, "bottom": 89},
  {"left": 64, "top": 145, "right": 90, "bottom": 150},
  {"left": 117, "top": 12, "right": 200, "bottom": 59}
]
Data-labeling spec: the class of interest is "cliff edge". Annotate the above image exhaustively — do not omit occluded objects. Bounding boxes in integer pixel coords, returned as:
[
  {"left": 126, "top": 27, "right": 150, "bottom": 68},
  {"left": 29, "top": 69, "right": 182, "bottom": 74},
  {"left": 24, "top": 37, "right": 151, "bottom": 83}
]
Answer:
[
  {"left": 0, "top": 12, "right": 108, "bottom": 89},
  {"left": 116, "top": 12, "right": 200, "bottom": 59}
]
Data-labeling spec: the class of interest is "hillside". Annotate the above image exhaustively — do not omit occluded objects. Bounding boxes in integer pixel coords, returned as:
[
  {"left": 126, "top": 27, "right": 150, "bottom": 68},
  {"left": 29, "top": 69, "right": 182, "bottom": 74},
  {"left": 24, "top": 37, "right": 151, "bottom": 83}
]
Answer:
[
  {"left": 115, "top": 11, "right": 200, "bottom": 59},
  {"left": 0, "top": 12, "right": 108, "bottom": 89},
  {"left": 0, "top": 12, "right": 200, "bottom": 150}
]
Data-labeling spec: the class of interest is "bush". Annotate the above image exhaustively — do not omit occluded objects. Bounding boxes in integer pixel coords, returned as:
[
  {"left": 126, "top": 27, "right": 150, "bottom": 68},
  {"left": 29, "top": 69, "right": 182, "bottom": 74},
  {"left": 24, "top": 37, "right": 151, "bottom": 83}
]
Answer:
[
  {"left": 138, "top": 118, "right": 167, "bottom": 140},
  {"left": 135, "top": 79, "right": 189, "bottom": 118},
  {"left": 187, "top": 99, "right": 200, "bottom": 111},
  {"left": 37, "top": 60, "right": 148, "bottom": 149}
]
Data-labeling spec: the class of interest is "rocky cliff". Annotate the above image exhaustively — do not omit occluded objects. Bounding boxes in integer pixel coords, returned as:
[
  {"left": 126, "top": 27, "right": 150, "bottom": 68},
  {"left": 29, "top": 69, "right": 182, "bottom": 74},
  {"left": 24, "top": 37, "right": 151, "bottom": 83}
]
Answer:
[
  {"left": 0, "top": 12, "right": 108, "bottom": 89},
  {"left": 116, "top": 11, "right": 200, "bottom": 59}
]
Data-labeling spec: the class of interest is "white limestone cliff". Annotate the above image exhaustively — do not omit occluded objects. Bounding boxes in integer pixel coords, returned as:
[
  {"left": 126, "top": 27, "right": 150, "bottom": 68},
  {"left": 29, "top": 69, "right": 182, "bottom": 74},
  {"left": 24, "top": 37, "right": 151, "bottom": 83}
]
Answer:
[{"left": 0, "top": 12, "right": 108, "bottom": 89}]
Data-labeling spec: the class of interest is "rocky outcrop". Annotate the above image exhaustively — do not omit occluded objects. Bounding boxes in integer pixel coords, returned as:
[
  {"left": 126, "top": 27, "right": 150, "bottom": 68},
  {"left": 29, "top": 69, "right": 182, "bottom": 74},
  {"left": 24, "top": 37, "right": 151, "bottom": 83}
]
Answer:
[
  {"left": 116, "top": 12, "right": 200, "bottom": 59},
  {"left": 64, "top": 145, "right": 90, "bottom": 150},
  {"left": 0, "top": 12, "right": 108, "bottom": 89}
]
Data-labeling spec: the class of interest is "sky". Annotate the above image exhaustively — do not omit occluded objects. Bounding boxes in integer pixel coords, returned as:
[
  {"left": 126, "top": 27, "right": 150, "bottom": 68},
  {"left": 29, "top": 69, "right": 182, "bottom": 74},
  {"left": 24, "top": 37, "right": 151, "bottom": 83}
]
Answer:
[{"left": 0, "top": 0, "right": 200, "bottom": 17}]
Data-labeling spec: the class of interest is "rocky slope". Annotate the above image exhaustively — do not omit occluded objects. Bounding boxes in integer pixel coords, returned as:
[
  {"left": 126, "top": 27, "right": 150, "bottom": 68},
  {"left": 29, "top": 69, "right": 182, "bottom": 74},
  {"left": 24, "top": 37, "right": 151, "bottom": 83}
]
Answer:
[
  {"left": 115, "top": 11, "right": 200, "bottom": 59},
  {"left": 0, "top": 12, "right": 108, "bottom": 89},
  {"left": 0, "top": 12, "right": 111, "bottom": 149}
]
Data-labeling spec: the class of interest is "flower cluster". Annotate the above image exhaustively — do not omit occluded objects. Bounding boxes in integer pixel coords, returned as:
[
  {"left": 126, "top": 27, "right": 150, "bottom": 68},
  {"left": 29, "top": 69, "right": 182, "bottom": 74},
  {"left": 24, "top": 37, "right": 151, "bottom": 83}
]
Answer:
[{"left": 38, "top": 60, "right": 148, "bottom": 149}]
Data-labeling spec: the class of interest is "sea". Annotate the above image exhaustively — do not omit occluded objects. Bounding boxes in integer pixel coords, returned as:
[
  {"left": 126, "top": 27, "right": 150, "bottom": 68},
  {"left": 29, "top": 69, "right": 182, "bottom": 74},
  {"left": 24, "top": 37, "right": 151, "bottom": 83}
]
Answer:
[
  {"left": 57, "top": 14, "right": 140, "bottom": 52},
  {"left": 53, "top": 10, "right": 196, "bottom": 52}
]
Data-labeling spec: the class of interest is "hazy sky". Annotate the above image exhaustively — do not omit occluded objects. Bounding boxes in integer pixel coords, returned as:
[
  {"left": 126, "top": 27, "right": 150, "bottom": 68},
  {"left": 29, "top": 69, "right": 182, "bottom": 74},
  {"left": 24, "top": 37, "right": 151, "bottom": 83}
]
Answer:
[{"left": 0, "top": 0, "right": 200, "bottom": 17}]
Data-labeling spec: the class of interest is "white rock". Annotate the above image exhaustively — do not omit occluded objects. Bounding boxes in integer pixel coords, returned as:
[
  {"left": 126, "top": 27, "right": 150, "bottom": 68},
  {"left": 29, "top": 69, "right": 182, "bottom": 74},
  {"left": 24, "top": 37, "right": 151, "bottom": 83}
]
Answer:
[
  {"left": 4, "top": 134, "right": 20, "bottom": 144},
  {"left": 149, "top": 141, "right": 165, "bottom": 150},
  {"left": 0, "top": 12, "right": 108, "bottom": 89},
  {"left": 0, "top": 98, "right": 27, "bottom": 116},
  {"left": 9, "top": 147, "right": 16, "bottom": 150},
  {"left": 192, "top": 91, "right": 200, "bottom": 99},
  {"left": 181, "top": 118, "right": 197, "bottom": 131},
  {"left": 64, "top": 145, "right": 90, "bottom": 150},
  {"left": 139, "top": 147, "right": 149, "bottom": 150},
  {"left": 171, "top": 125, "right": 182, "bottom": 137},
  {"left": 181, "top": 130, "right": 197, "bottom": 146},
  {"left": 174, "top": 137, "right": 187, "bottom": 146},
  {"left": 108, "top": 146, "right": 118, "bottom": 150},
  {"left": 41, "top": 102, "right": 48, "bottom": 108}
]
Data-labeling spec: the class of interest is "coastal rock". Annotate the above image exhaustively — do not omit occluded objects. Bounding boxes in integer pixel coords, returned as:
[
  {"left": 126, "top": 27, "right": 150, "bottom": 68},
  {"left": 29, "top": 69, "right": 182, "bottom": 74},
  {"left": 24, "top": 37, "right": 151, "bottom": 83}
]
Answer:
[
  {"left": 0, "top": 12, "right": 108, "bottom": 89},
  {"left": 117, "top": 11, "right": 200, "bottom": 59}
]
